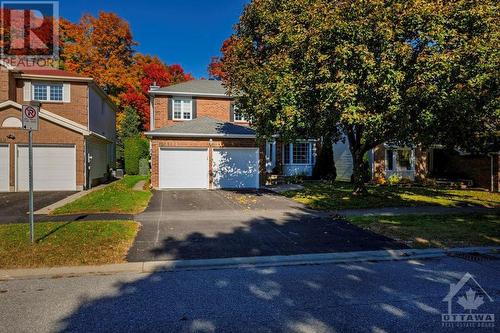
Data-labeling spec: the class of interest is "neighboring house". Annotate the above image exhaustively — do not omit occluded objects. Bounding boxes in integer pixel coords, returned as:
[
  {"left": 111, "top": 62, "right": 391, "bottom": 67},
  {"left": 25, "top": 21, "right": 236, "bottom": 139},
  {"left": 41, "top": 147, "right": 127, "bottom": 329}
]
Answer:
[
  {"left": 0, "top": 63, "right": 116, "bottom": 192},
  {"left": 146, "top": 80, "right": 355, "bottom": 189},
  {"left": 371, "top": 144, "right": 500, "bottom": 191}
]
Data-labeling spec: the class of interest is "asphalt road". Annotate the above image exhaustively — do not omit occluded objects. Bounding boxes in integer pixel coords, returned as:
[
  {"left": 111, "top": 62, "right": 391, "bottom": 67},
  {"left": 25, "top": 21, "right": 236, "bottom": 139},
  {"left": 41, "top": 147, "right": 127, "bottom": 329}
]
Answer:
[{"left": 1, "top": 255, "right": 499, "bottom": 332}]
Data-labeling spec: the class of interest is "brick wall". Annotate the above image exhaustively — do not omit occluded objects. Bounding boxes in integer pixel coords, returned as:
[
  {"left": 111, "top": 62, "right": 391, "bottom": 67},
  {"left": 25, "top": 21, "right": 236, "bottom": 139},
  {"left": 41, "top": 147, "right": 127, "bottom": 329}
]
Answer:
[
  {"left": 493, "top": 154, "right": 500, "bottom": 192},
  {"left": 415, "top": 146, "right": 428, "bottom": 181},
  {"left": 152, "top": 96, "right": 233, "bottom": 130},
  {"left": 0, "top": 106, "right": 85, "bottom": 190},
  {"left": 150, "top": 137, "right": 264, "bottom": 189},
  {"left": 448, "top": 154, "right": 494, "bottom": 190},
  {"left": 15, "top": 79, "right": 89, "bottom": 127},
  {"left": 372, "top": 144, "right": 428, "bottom": 181},
  {"left": 373, "top": 145, "right": 386, "bottom": 181}
]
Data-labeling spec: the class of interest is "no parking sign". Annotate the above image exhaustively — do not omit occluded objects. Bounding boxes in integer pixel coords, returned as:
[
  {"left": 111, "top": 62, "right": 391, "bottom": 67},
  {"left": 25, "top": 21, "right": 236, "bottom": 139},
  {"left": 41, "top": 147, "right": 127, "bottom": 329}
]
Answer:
[{"left": 22, "top": 104, "right": 39, "bottom": 131}]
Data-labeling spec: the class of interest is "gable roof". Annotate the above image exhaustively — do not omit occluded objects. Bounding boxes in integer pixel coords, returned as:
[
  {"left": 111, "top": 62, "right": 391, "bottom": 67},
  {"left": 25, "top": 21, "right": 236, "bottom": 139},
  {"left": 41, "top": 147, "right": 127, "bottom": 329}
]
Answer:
[
  {"left": 149, "top": 80, "right": 231, "bottom": 98},
  {"left": 145, "top": 117, "right": 255, "bottom": 138},
  {"left": 0, "top": 100, "right": 90, "bottom": 135}
]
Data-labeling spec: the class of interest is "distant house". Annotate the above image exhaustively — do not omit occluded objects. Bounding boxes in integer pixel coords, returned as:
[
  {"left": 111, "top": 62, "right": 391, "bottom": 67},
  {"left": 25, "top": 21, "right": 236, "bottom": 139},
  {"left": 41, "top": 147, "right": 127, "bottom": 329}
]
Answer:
[
  {"left": 371, "top": 143, "right": 500, "bottom": 191},
  {"left": 0, "top": 62, "right": 116, "bottom": 191}
]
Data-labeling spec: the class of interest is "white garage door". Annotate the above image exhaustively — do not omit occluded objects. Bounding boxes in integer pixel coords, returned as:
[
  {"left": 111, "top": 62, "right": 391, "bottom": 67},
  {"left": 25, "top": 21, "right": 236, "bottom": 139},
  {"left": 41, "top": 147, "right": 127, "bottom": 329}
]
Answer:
[
  {"left": 159, "top": 148, "right": 209, "bottom": 189},
  {"left": 0, "top": 145, "right": 9, "bottom": 192},
  {"left": 17, "top": 145, "right": 76, "bottom": 191},
  {"left": 213, "top": 148, "right": 259, "bottom": 189}
]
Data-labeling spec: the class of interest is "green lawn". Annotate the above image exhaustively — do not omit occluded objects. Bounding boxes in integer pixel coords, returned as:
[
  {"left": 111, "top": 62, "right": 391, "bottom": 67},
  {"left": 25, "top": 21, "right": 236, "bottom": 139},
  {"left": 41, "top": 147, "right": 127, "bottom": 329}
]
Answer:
[
  {"left": 284, "top": 181, "right": 500, "bottom": 210},
  {"left": 348, "top": 214, "right": 500, "bottom": 248},
  {"left": 0, "top": 221, "right": 139, "bottom": 269},
  {"left": 52, "top": 175, "right": 152, "bottom": 215}
]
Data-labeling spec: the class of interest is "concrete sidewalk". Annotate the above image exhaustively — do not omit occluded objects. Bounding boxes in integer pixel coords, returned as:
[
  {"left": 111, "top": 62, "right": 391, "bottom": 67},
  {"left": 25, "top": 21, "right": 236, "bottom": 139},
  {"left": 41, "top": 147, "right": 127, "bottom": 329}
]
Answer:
[
  {"left": 335, "top": 205, "right": 499, "bottom": 217},
  {"left": 1, "top": 246, "right": 498, "bottom": 280}
]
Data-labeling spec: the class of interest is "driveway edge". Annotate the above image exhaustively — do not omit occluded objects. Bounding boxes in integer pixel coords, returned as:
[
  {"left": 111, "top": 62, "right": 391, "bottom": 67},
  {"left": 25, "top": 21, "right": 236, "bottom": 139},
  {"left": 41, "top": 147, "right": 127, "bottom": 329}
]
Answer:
[{"left": 1, "top": 246, "right": 498, "bottom": 280}]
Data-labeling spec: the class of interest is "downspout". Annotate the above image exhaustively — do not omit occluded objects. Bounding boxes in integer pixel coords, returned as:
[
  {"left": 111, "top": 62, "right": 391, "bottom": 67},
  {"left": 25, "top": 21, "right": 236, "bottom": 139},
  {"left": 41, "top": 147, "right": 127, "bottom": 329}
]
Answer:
[{"left": 149, "top": 94, "right": 155, "bottom": 131}]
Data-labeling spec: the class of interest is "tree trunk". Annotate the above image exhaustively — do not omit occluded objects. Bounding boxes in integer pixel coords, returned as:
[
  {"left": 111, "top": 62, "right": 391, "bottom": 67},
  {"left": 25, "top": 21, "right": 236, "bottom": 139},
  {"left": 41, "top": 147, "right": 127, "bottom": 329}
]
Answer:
[
  {"left": 346, "top": 126, "right": 369, "bottom": 195},
  {"left": 351, "top": 151, "right": 368, "bottom": 195}
]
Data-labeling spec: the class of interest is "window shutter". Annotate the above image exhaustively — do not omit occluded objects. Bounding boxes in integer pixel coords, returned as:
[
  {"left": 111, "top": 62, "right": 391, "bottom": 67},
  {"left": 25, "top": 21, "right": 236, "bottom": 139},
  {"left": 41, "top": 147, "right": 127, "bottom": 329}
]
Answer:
[
  {"left": 63, "top": 83, "right": 71, "bottom": 102},
  {"left": 230, "top": 101, "right": 235, "bottom": 122},
  {"left": 23, "top": 81, "right": 31, "bottom": 101},
  {"left": 167, "top": 97, "right": 173, "bottom": 120},
  {"left": 191, "top": 97, "right": 197, "bottom": 119}
]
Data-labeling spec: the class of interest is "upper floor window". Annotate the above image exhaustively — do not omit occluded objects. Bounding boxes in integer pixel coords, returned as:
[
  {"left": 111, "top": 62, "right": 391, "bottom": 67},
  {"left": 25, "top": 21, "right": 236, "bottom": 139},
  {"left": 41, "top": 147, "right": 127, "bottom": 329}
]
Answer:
[
  {"left": 172, "top": 98, "right": 192, "bottom": 120},
  {"left": 32, "top": 82, "right": 63, "bottom": 102}
]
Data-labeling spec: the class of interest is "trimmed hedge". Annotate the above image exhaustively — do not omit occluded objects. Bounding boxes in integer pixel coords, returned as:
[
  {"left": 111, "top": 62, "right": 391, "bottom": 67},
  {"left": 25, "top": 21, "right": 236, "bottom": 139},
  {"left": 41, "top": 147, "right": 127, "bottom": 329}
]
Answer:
[{"left": 124, "top": 137, "right": 149, "bottom": 175}]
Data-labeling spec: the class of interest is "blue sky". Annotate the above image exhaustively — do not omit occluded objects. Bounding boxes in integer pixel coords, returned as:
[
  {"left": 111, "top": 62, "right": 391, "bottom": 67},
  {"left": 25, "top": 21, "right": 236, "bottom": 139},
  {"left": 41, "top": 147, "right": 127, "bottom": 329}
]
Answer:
[{"left": 59, "top": 0, "right": 248, "bottom": 78}]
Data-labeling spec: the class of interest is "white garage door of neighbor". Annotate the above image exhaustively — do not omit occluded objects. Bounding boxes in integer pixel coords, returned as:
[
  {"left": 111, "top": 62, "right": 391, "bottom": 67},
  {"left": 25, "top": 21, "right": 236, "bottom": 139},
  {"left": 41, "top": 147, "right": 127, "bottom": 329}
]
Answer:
[
  {"left": 0, "top": 145, "right": 9, "bottom": 192},
  {"left": 213, "top": 148, "right": 259, "bottom": 189},
  {"left": 159, "top": 149, "right": 209, "bottom": 189},
  {"left": 17, "top": 145, "right": 76, "bottom": 191}
]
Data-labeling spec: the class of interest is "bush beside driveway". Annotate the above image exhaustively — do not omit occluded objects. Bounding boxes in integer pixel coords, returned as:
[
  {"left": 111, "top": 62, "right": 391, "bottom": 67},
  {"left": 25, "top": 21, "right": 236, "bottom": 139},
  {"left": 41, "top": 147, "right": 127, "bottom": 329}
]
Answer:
[
  {"left": 52, "top": 176, "right": 152, "bottom": 215},
  {"left": 284, "top": 181, "right": 500, "bottom": 211}
]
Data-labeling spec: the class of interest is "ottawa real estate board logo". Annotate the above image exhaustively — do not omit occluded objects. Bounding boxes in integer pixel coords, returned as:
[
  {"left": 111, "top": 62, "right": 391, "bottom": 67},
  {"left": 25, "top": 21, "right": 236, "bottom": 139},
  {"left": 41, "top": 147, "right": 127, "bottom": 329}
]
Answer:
[
  {"left": 1, "top": 1, "right": 59, "bottom": 69},
  {"left": 442, "top": 272, "right": 495, "bottom": 328}
]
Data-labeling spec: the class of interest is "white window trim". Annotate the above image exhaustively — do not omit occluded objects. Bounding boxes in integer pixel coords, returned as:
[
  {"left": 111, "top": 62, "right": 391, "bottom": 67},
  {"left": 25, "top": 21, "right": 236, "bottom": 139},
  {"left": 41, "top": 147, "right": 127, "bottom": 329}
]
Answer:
[
  {"left": 233, "top": 107, "right": 247, "bottom": 122},
  {"left": 32, "top": 81, "right": 64, "bottom": 102},
  {"left": 172, "top": 97, "right": 192, "bottom": 121},
  {"left": 385, "top": 148, "right": 415, "bottom": 172},
  {"left": 283, "top": 142, "right": 314, "bottom": 165}
]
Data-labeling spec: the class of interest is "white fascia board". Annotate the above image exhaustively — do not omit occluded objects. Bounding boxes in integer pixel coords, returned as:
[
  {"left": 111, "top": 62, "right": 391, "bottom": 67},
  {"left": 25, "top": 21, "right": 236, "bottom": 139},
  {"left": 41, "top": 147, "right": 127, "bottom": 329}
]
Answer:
[
  {"left": 144, "top": 132, "right": 256, "bottom": 139},
  {"left": 87, "top": 131, "right": 114, "bottom": 143},
  {"left": 148, "top": 90, "right": 233, "bottom": 99},
  {"left": 14, "top": 73, "right": 93, "bottom": 82},
  {"left": 0, "top": 100, "right": 90, "bottom": 135}
]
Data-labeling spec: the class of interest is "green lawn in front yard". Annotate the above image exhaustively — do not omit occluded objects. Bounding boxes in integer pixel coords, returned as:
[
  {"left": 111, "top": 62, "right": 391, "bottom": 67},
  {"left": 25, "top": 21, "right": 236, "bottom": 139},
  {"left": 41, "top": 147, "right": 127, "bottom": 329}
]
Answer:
[
  {"left": 284, "top": 181, "right": 500, "bottom": 210},
  {"left": 348, "top": 214, "right": 500, "bottom": 248},
  {"left": 52, "top": 175, "right": 152, "bottom": 215},
  {"left": 0, "top": 221, "right": 138, "bottom": 269}
]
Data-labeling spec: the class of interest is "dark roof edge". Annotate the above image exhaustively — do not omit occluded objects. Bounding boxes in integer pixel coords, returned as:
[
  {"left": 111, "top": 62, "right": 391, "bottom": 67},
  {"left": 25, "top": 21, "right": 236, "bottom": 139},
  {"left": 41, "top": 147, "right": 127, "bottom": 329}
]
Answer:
[
  {"left": 144, "top": 132, "right": 256, "bottom": 139},
  {"left": 148, "top": 90, "right": 234, "bottom": 98}
]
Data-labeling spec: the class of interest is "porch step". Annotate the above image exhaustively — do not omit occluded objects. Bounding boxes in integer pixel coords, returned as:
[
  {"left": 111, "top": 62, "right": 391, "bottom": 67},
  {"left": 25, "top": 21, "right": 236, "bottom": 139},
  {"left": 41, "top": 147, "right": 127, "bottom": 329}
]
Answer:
[{"left": 266, "top": 174, "right": 286, "bottom": 186}]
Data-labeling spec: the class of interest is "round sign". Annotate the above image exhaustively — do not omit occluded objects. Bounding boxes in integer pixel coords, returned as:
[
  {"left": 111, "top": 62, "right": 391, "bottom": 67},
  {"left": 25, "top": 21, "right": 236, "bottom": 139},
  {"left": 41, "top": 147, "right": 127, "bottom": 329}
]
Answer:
[{"left": 24, "top": 106, "right": 37, "bottom": 119}]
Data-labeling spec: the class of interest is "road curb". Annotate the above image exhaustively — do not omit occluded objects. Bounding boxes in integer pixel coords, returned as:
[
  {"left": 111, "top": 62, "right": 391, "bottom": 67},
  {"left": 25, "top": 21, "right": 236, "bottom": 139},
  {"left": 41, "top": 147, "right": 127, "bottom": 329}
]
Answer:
[{"left": 1, "top": 246, "right": 498, "bottom": 280}]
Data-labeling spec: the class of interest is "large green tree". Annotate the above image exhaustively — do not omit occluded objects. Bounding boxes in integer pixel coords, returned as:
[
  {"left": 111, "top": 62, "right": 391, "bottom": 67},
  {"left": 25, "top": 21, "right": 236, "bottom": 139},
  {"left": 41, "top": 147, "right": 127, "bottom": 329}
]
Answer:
[{"left": 221, "top": 0, "right": 499, "bottom": 194}]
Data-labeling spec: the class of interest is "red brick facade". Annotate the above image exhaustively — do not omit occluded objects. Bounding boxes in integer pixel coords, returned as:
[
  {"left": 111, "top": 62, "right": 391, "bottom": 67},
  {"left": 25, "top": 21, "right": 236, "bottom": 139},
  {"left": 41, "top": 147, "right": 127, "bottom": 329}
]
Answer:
[{"left": 0, "top": 106, "right": 85, "bottom": 189}]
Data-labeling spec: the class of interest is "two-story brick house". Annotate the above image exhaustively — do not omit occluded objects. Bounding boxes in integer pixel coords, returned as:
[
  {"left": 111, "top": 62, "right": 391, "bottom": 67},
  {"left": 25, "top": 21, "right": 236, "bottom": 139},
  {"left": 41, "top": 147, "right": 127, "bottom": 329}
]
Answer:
[
  {"left": 146, "top": 80, "right": 264, "bottom": 189},
  {"left": 0, "top": 62, "right": 116, "bottom": 191}
]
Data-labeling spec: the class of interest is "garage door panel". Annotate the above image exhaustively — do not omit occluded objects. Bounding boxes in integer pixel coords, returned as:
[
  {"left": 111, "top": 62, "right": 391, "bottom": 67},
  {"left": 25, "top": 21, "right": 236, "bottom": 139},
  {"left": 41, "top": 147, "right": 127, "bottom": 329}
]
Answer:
[
  {"left": 213, "top": 148, "right": 259, "bottom": 189},
  {"left": 17, "top": 145, "right": 76, "bottom": 191},
  {"left": 0, "top": 145, "right": 9, "bottom": 192},
  {"left": 159, "top": 149, "right": 209, "bottom": 189}
]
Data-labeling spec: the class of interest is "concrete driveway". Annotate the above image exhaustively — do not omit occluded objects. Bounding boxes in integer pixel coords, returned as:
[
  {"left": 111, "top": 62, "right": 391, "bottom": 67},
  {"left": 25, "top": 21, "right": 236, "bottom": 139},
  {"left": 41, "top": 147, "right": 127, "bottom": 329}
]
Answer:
[
  {"left": 0, "top": 191, "right": 77, "bottom": 223},
  {"left": 128, "top": 190, "right": 405, "bottom": 261}
]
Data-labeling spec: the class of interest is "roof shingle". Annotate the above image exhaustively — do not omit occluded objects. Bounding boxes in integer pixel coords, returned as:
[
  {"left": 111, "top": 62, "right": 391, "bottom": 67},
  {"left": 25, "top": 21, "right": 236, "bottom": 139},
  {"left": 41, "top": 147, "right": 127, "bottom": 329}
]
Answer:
[
  {"left": 146, "top": 117, "right": 255, "bottom": 138},
  {"left": 152, "top": 80, "right": 229, "bottom": 96}
]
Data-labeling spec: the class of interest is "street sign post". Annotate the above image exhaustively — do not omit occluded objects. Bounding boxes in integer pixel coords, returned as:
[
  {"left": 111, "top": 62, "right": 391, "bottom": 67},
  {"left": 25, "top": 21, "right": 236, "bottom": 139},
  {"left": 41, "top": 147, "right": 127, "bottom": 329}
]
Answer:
[{"left": 22, "top": 103, "right": 40, "bottom": 243}]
